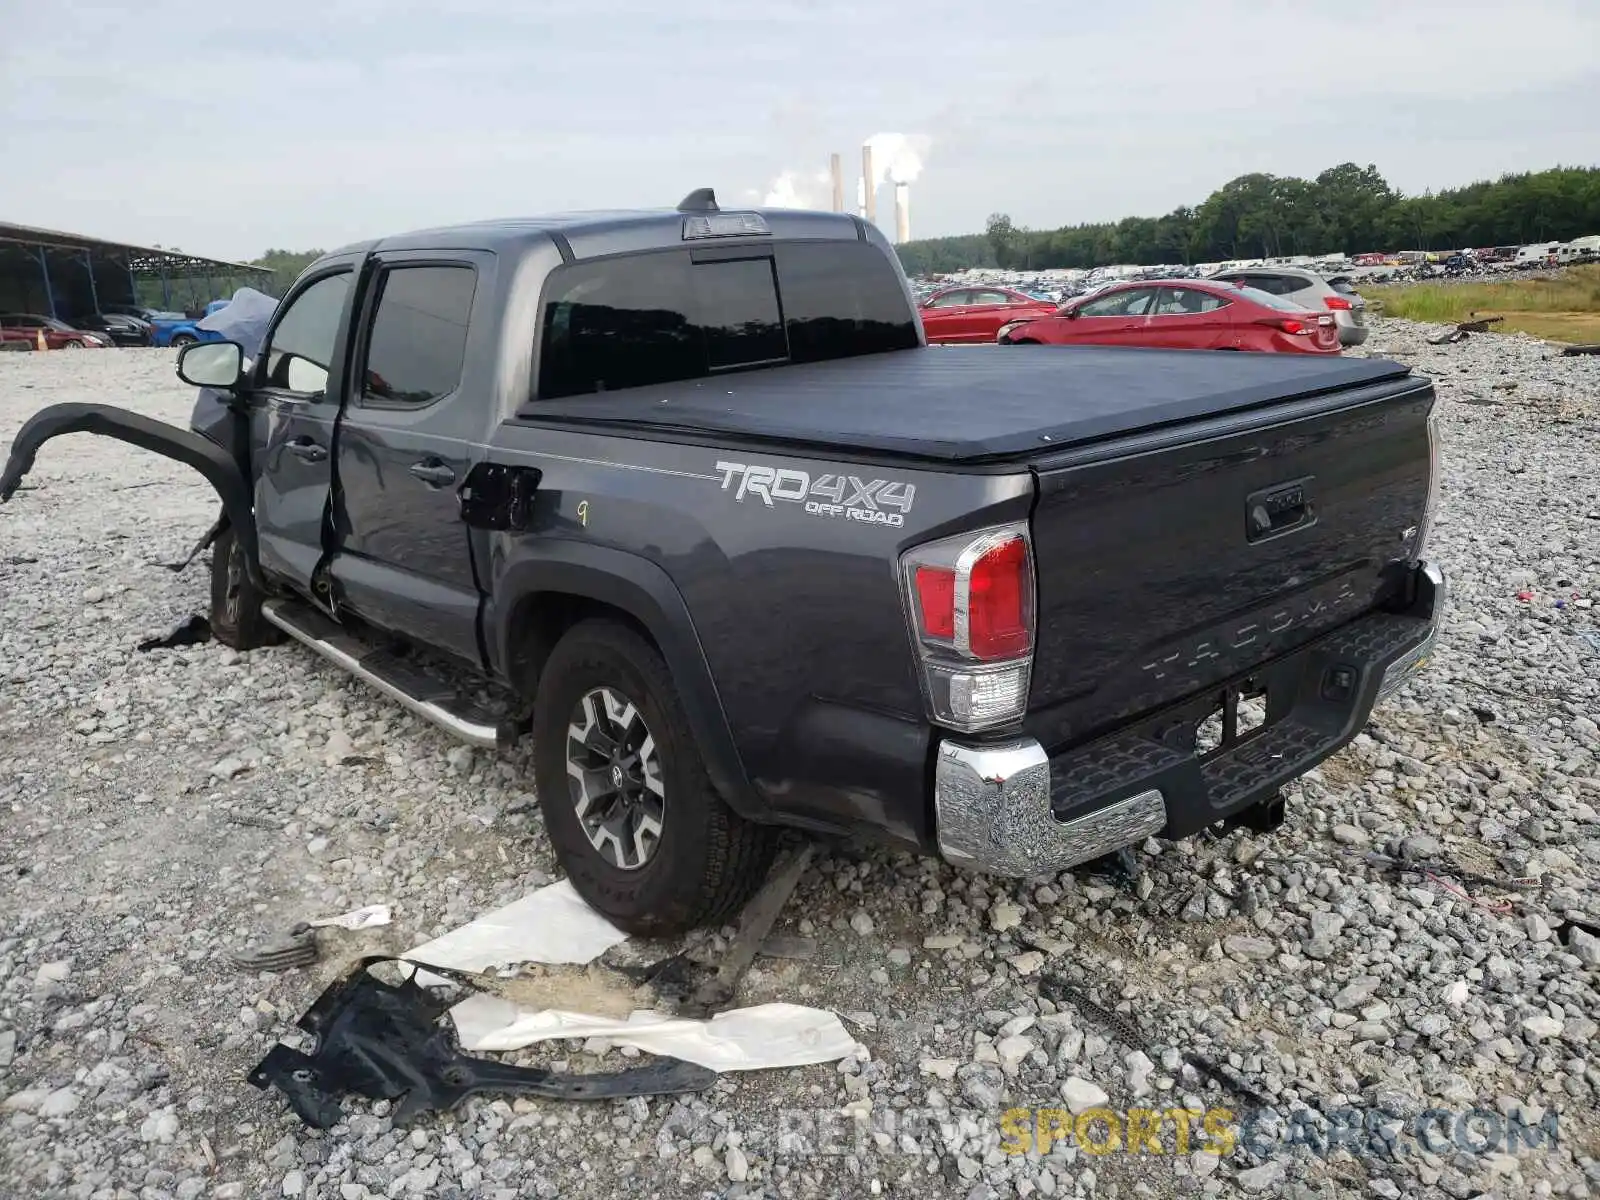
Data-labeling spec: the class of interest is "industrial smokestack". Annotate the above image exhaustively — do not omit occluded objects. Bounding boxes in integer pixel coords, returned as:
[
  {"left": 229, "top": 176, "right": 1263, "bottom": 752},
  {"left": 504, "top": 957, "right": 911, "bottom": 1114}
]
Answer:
[
  {"left": 894, "top": 182, "right": 910, "bottom": 243},
  {"left": 830, "top": 153, "right": 844, "bottom": 213},
  {"left": 861, "top": 144, "right": 876, "bottom": 224}
]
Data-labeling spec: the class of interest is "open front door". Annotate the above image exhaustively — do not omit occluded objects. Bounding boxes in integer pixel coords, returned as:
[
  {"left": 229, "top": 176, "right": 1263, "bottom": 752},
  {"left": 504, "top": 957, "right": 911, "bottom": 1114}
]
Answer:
[{"left": 244, "top": 257, "right": 366, "bottom": 596}]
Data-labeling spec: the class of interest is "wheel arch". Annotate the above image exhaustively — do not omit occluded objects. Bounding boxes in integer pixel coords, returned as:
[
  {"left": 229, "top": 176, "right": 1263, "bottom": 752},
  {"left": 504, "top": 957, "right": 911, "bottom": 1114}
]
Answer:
[{"left": 488, "top": 540, "right": 766, "bottom": 822}]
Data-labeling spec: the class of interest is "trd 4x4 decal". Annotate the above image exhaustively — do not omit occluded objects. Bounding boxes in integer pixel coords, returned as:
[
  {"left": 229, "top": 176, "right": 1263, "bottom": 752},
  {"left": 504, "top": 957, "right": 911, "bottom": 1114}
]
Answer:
[{"left": 715, "top": 461, "right": 916, "bottom": 528}]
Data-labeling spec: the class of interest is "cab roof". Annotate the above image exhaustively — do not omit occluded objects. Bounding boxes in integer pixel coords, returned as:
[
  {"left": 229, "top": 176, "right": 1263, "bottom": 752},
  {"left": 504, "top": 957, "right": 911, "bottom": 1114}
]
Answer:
[{"left": 326, "top": 192, "right": 869, "bottom": 262}]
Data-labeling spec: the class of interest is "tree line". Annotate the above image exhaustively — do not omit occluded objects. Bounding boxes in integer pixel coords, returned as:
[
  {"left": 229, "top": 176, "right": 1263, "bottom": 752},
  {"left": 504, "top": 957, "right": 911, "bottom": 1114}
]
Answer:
[{"left": 894, "top": 164, "right": 1600, "bottom": 274}]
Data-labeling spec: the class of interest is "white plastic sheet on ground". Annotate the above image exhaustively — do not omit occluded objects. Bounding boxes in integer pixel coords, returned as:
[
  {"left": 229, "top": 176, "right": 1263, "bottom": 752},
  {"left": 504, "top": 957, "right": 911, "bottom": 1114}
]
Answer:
[
  {"left": 402, "top": 879, "right": 861, "bottom": 1073},
  {"left": 450, "top": 996, "right": 859, "bottom": 1072},
  {"left": 405, "top": 879, "right": 628, "bottom": 982}
]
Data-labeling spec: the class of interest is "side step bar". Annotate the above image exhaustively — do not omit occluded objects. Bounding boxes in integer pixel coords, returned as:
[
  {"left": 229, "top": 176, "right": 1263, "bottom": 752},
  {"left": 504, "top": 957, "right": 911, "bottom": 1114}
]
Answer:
[{"left": 261, "top": 598, "right": 513, "bottom": 750}]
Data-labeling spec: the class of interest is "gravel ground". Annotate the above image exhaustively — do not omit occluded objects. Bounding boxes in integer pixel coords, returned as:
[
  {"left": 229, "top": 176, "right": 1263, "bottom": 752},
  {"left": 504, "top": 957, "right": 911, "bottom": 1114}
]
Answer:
[{"left": 2, "top": 325, "right": 1599, "bottom": 1200}]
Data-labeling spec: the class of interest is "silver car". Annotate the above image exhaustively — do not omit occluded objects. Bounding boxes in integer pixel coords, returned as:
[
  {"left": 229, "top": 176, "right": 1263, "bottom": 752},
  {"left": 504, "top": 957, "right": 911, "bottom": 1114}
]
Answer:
[{"left": 1207, "top": 267, "right": 1368, "bottom": 347}]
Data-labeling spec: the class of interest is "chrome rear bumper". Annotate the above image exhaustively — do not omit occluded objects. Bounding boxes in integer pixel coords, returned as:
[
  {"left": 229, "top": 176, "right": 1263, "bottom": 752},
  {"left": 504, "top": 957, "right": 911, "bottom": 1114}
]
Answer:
[{"left": 933, "top": 561, "right": 1444, "bottom": 876}]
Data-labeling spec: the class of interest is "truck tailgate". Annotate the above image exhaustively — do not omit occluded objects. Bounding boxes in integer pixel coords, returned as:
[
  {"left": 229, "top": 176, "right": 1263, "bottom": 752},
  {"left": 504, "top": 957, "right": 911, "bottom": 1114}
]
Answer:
[{"left": 1025, "top": 374, "right": 1435, "bottom": 747}]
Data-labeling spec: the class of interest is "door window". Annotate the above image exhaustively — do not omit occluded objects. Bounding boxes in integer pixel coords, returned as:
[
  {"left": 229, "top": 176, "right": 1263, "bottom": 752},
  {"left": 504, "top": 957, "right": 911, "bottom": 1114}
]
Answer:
[
  {"left": 360, "top": 265, "right": 477, "bottom": 406},
  {"left": 968, "top": 290, "right": 1015, "bottom": 305},
  {"left": 926, "top": 291, "right": 972, "bottom": 308},
  {"left": 1154, "top": 288, "right": 1229, "bottom": 315},
  {"left": 260, "top": 271, "right": 352, "bottom": 396},
  {"left": 1077, "top": 287, "right": 1157, "bottom": 317}
]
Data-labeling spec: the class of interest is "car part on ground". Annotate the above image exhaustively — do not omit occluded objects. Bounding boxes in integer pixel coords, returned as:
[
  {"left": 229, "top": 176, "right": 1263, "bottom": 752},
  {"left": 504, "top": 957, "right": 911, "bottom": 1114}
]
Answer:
[
  {"left": 1038, "top": 973, "right": 1272, "bottom": 1109},
  {"left": 248, "top": 955, "right": 719, "bottom": 1129},
  {"left": 624, "top": 842, "right": 817, "bottom": 1019},
  {"left": 1427, "top": 316, "right": 1504, "bottom": 345},
  {"left": 231, "top": 922, "right": 320, "bottom": 972}
]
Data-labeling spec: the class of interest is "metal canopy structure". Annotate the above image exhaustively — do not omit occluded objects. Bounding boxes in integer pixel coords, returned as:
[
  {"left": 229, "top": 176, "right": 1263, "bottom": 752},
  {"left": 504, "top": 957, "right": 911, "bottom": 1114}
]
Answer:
[{"left": 0, "top": 220, "right": 271, "bottom": 319}]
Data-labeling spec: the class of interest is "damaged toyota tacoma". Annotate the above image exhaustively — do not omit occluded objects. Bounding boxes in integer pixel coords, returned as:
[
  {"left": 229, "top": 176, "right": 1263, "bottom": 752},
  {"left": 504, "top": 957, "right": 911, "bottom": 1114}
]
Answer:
[{"left": 1, "top": 191, "right": 1444, "bottom": 936}]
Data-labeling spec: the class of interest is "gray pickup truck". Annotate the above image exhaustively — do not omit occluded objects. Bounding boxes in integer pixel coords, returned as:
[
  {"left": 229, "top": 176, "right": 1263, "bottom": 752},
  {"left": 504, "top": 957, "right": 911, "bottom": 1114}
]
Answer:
[{"left": 1, "top": 190, "right": 1444, "bottom": 936}]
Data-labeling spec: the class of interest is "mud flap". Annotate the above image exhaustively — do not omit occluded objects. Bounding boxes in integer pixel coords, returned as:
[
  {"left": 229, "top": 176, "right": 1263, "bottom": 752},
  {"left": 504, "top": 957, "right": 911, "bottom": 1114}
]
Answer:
[{"left": 0, "top": 402, "right": 265, "bottom": 590}]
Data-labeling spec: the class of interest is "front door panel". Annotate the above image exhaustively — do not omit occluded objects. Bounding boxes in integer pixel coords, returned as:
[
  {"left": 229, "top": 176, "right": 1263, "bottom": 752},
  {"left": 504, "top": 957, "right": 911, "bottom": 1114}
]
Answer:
[{"left": 246, "top": 261, "right": 364, "bottom": 594}]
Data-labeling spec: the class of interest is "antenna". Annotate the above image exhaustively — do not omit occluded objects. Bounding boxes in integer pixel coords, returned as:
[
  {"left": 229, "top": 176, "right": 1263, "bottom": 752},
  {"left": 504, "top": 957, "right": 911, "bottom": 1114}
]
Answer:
[{"left": 677, "top": 188, "right": 719, "bottom": 213}]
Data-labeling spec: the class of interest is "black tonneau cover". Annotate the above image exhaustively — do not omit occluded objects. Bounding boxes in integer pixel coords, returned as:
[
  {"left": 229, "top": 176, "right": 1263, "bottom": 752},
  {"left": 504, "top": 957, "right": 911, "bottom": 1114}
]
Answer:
[{"left": 518, "top": 346, "right": 1415, "bottom": 462}]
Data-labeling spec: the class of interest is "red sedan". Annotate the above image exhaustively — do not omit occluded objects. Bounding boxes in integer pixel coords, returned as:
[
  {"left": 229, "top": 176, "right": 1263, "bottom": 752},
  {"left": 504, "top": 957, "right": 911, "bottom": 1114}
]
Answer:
[
  {"left": 0, "top": 314, "right": 112, "bottom": 350},
  {"left": 996, "top": 280, "right": 1340, "bottom": 355},
  {"left": 918, "top": 285, "right": 1057, "bottom": 345}
]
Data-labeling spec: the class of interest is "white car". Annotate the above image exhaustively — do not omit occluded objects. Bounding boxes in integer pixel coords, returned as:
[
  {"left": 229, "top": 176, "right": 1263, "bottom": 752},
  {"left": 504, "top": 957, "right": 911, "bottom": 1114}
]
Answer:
[{"left": 1207, "top": 267, "right": 1368, "bottom": 347}]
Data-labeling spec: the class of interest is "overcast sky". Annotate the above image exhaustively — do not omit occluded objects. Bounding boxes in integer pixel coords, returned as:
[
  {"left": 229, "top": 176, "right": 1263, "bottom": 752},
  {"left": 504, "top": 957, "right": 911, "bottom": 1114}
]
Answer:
[{"left": 3, "top": 0, "right": 1596, "bottom": 262}]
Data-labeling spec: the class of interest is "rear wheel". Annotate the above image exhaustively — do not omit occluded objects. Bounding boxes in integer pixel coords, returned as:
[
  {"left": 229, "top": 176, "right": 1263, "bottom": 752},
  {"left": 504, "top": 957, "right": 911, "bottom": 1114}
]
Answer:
[
  {"left": 171, "top": 333, "right": 197, "bottom": 348},
  {"left": 208, "top": 524, "right": 282, "bottom": 650},
  {"left": 532, "top": 619, "right": 779, "bottom": 936}
]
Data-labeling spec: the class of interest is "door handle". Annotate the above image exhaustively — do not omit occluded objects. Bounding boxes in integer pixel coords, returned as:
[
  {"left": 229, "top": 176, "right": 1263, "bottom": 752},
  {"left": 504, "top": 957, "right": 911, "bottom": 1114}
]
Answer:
[
  {"left": 286, "top": 438, "right": 327, "bottom": 463},
  {"left": 409, "top": 460, "right": 456, "bottom": 486}
]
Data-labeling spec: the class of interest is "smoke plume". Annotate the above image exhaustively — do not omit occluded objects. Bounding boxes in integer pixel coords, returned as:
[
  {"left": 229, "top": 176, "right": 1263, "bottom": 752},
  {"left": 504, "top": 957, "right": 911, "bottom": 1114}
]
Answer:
[
  {"left": 760, "top": 168, "right": 832, "bottom": 209},
  {"left": 865, "top": 132, "right": 931, "bottom": 185}
]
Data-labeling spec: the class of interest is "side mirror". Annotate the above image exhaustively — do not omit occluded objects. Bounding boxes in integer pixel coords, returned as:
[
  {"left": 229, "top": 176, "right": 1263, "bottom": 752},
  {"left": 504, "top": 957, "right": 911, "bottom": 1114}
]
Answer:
[
  {"left": 1063, "top": 306, "right": 1081, "bottom": 320},
  {"left": 176, "top": 340, "right": 244, "bottom": 389}
]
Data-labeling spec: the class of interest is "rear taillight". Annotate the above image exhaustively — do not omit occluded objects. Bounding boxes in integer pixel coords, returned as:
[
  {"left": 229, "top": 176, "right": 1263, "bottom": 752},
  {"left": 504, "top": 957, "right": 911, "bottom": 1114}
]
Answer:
[
  {"left": 1268, "top": 315, "right": 1335, "bottom": 335},
  {"left": 901, "top": 523, "right": 1035, "bottom": 731},
  {"left": 1324, "top": 296, "right": 1353, "bottom": 310}
]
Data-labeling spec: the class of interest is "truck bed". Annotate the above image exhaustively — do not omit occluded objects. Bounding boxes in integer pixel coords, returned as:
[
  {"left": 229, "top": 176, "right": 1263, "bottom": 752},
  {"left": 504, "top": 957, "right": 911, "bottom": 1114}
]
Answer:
[{"left": 518, "top": 346, "right": 1417, "bottom": 463}]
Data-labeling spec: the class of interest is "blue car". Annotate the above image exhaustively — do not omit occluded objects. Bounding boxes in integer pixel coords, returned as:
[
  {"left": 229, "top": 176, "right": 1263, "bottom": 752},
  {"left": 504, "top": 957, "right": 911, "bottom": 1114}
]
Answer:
[{"left": 149, "top": 300, "right": 230, "bottom": 348}]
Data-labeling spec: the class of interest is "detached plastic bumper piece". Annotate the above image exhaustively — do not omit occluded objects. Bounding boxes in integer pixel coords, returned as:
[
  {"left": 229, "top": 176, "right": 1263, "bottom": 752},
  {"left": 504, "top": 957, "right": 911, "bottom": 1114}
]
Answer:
[{"left": 248, "top": 955, "right": 718, "bottom": 1129}]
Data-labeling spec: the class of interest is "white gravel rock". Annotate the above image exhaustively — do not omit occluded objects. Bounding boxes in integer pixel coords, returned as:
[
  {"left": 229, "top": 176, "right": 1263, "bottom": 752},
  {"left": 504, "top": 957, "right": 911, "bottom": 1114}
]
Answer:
[{"left": 1059, "top": 1077, "right": 1108, "bottom": 1114}]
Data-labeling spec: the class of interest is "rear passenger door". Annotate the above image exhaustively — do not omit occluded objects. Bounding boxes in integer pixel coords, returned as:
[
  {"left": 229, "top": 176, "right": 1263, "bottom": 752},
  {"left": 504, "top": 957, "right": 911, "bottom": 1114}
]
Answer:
[
  {"left": 1148, "top": 286, "right": 1233, "bottom": 349},
  {"left": 918, "top": 289, "right": 974, "bottom": 343},
  {"left": 962, "top": 289, "right": 1021, "bottom": 342},
  {"left": 329, "top": 252, "right": 489, "bottom": 667}
]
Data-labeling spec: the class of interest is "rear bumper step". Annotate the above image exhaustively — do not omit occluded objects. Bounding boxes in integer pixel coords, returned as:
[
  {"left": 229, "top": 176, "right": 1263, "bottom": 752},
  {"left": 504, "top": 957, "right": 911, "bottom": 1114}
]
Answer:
[
  {"left": 933, "top": 560, "right": 1444, "bottom": 877},
  {"left": 261, "top": 599, "right": 517, "bottom": 751}
]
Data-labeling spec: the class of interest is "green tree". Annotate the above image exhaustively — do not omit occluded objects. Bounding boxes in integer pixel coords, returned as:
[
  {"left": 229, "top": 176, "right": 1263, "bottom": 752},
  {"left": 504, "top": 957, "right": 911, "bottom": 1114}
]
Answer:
[{"left": 893, "top": 164, "right": 1600, "bottom": 272}]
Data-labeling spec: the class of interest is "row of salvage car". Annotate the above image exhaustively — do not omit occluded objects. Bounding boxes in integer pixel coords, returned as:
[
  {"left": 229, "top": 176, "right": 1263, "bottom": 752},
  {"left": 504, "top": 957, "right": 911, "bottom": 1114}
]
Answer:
[{"left": 916, "top": 267, "right": 1367, "bottom": 355}]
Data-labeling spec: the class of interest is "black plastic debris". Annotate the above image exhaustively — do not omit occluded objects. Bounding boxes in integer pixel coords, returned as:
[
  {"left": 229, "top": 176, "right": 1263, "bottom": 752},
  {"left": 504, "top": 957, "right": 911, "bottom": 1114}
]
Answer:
[
  {"left": 249, "top": 955, "right": 717, "bottom": 1129},
  {"left": 137, "top": 615, "right": 212, "bottom": 651},
  {"left": 1559, "top": 343, "right": 1600, "bottom": 357},
  {"left": 1038, "top": 972, "right": 1272, "bottom": 1110}
]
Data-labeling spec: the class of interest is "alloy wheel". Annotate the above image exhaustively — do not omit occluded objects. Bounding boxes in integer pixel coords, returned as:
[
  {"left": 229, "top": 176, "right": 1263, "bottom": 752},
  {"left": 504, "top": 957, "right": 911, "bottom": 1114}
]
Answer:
[{"left": 565, "top": 686, "right": 665, "bottom": 871}]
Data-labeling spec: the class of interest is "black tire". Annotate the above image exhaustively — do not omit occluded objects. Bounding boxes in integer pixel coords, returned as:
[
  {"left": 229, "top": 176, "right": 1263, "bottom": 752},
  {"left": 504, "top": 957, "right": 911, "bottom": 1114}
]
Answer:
[
  {"left": 171, "top": 333, "right": 197, "bottom": 348},
  {"left": 533, "top": 619, "right": 779, "bottom": 937},
  {"left": 208, "top": 523, "right": 282, "bottom": 650},
  {"left": 63, "top": 339, "right": 84, "bottom": 350}
]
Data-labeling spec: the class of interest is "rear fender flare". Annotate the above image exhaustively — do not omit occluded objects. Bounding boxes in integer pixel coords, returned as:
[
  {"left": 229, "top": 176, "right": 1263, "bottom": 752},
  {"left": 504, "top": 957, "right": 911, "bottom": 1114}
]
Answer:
[
  {"left": 488, "top": 540, "right": 766, "bottom": 822},
  {"left": 0, "top": 402, "right": 264, "bottom": 590}
]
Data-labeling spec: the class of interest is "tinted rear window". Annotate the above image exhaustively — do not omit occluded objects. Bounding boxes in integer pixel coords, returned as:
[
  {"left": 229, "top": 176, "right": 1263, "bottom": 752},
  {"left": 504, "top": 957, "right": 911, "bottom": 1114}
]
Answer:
[{"left": 536, "top": 242, "right": 917, "bottom": 400}]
